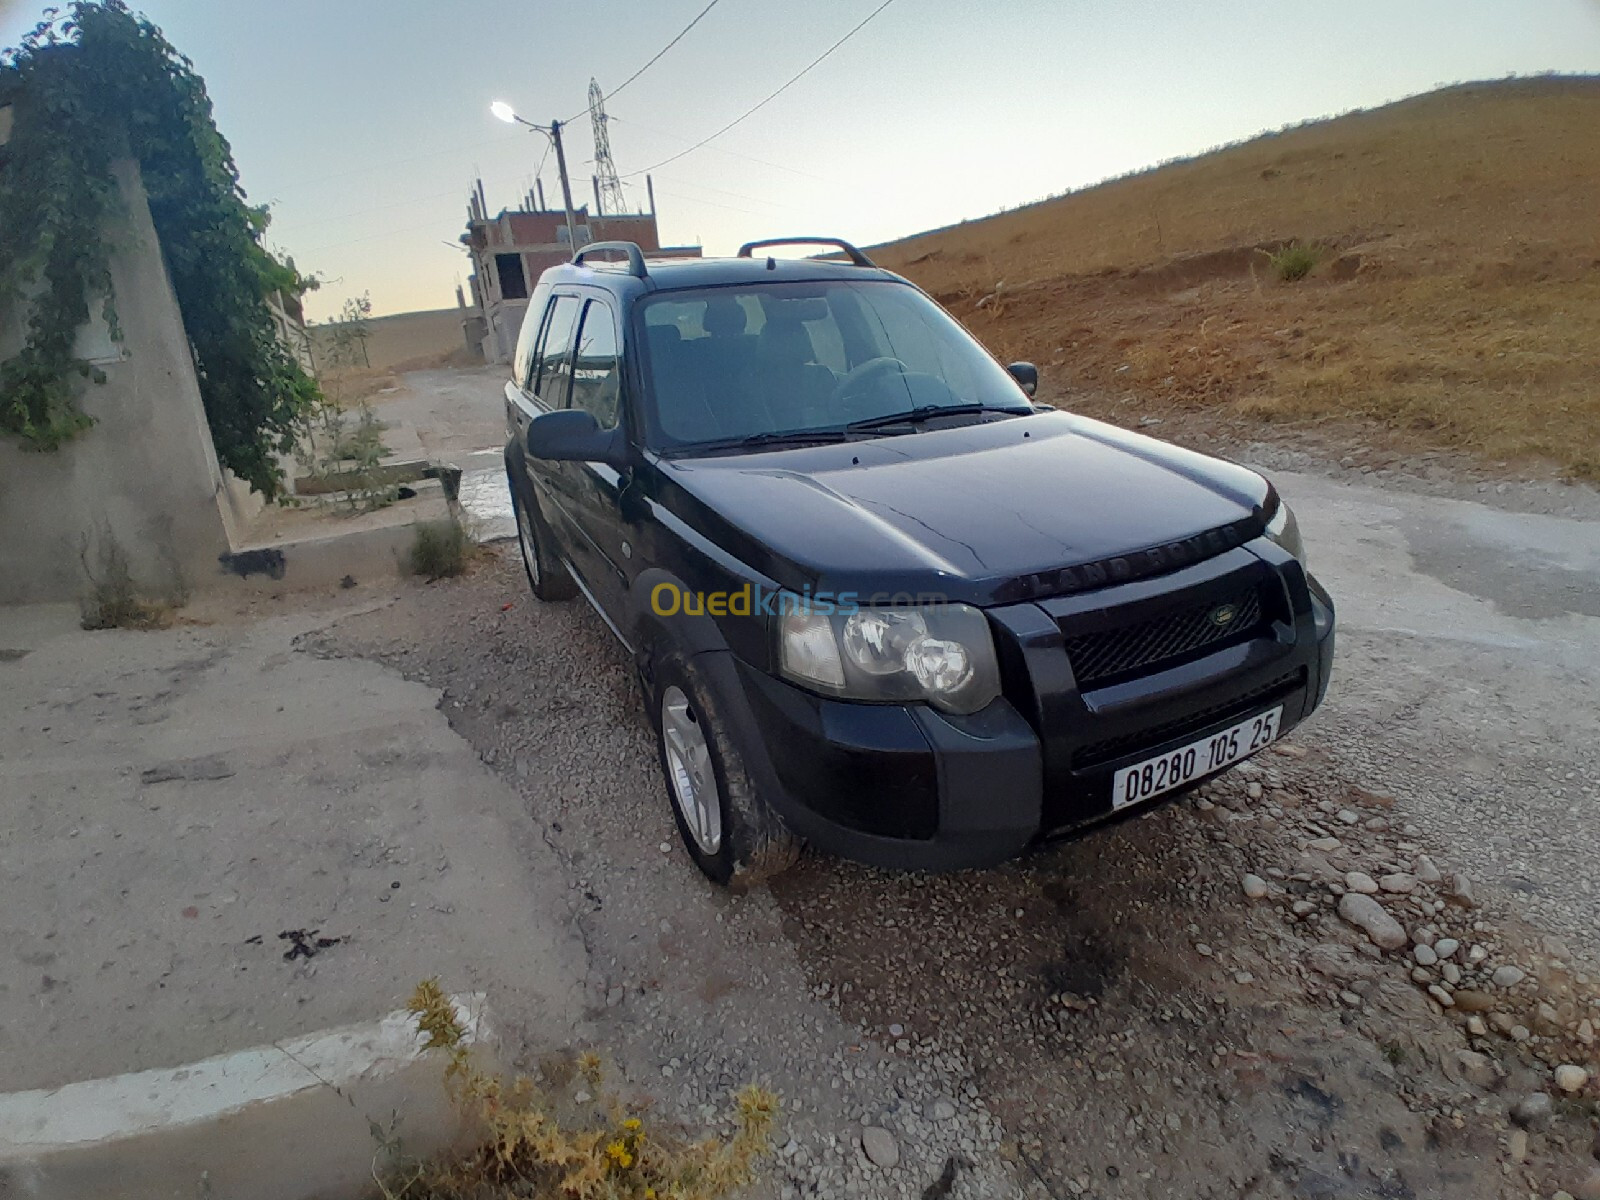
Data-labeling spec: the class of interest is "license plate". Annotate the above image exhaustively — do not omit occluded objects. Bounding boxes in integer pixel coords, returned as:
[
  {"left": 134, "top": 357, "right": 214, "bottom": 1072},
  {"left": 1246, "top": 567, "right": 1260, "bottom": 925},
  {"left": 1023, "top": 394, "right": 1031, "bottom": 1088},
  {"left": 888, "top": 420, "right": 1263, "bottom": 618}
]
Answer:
[{"left": 1111, "top": 706, "right": 1282, "bottom": 810}]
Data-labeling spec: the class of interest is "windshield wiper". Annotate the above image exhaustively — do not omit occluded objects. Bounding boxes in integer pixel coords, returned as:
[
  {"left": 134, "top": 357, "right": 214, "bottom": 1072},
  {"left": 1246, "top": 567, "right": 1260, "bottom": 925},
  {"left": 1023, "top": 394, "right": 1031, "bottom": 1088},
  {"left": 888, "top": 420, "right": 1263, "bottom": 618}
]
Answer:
[
  {"left": 670, "top": 428, "right": 856, "bottom": 456},
  {"left": 843, "top": 403, "right": 1026, "bottom": 433}
]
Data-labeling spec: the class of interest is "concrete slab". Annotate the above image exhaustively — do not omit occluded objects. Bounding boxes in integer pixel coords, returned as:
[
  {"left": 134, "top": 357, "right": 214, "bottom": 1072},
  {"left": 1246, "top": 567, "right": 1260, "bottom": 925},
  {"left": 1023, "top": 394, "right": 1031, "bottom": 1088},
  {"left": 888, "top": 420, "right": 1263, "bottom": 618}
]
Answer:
[
  {"left": 0, "top": 607, "right": 585, "bottom": 1096},
  {"left": 456, "top": 465, "right": 516, "bottom": 543},
  {"left": 220, "top": 481, "right": 456, "bottom": 592},
  {"left": 0, "top": 997, "right": 490, "bottom": 1200}
]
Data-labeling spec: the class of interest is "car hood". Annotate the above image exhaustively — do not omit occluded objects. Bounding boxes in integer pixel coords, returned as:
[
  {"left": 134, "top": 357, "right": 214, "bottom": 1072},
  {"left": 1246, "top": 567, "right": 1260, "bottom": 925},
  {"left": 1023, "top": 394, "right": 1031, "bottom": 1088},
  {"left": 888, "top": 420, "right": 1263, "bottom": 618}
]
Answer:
[{"left": 655, "top": 411, "right": 1271, "bottom": 606}]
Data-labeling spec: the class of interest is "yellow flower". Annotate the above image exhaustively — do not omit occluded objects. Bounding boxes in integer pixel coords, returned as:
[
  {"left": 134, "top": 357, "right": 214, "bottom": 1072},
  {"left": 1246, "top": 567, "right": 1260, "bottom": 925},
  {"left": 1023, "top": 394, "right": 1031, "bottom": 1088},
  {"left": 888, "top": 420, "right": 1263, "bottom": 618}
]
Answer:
[
  {"left": 605, "top": 1140, "right": 633, "bottom": 1168},
  {"left": 623, "top": 1118, "right": 642, "bottom": 1131}
]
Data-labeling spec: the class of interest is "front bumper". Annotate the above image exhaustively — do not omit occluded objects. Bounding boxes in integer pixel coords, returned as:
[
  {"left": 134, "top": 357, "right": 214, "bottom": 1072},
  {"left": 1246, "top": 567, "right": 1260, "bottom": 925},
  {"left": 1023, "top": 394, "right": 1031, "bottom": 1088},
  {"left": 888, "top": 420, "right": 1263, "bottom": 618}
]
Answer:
[{"left": 727, "top": 543, "right": 1335, "bottom": 872}]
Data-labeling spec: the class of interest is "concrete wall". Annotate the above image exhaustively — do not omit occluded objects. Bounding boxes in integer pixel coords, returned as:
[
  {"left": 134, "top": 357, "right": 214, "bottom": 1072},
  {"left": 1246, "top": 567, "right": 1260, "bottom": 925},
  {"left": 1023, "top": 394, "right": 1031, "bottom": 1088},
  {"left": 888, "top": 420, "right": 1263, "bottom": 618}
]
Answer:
[{"left": 0, "top": 161, "right": 247, "bottom": 605}]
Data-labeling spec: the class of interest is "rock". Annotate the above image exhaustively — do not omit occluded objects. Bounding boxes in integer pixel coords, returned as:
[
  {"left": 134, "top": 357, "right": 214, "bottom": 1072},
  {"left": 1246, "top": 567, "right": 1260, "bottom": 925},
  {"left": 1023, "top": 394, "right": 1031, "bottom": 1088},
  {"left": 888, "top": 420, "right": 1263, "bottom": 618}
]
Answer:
[
  {"left": 1555, "top": 1064, "right": 1590, "bottom": 1093},
  {"left": 1575, "top": 1167, "right": 1600, "bottom": 1200},
  {"left": 1466, "top": 1015, "right": 1488, "bottom": 1036},
  {"left": 1510, "top": 1092, "right": 1553, "bottom": 1131},
  {"left": 1434, "top": 937, "right": 1459, "bottom": 959},
  {"left": 1195, "top": 943, "right": 1214, "bottom": 957},
  {"left": 928, "top": 1097, "right": 957, "bottom": 1122},
  {"left": 888, "top": 1023, "right": 904, "bottom": 1037},
  {"left": 1308, "top": 837, "right": 1342, "bottom": 852},
  {"left": 1467, "top": 943, "right": 1488, "bottom": 964},
  {"left": 1337, "top": 808, "right": 1360, "bottom": 825},
  {"left": 1452, "top": 990, "right": 1496, "bottom": 1013},
  {"left": 1509, "top": 1128, "right": 1528, "bottom": 1162},
  {"left": 1455, "top": 1049, "right": 1496, "bottom": 1088},
  {"left": 1364, "top": 816, "right": 1389, "bottom": 832},
  {"left": 1379, "top": 873, "right": 1417, "bottom": 894},
  {"left": 1428, "top": 984, "right": 1455, "bottom": 1008},
  {"left": 1246, "top": 781, "right": 1264, "bottom": 800},
  {"left": 1510, "top": 1024, "right": 1531, "bottom": 1043},
  {"left": 1413, "top": 944, "right": 1438, "bottom": 966},
  {"left": 1291, "top": 900, "right": 1316, "bottom": 917},
  {"left": 1441, "top": 962, "right": 1462, "bottom": 986},
  {"left": 1304, "top": 942, "right": 1376, "bottom": 983},
  {"left": 1345, "top": 871, "right": 1380, "bottom": 895},
  {"left": 1351, "top": 787, "right": 1394, "bottom": 809},
  {"left": 1242, "top": 874, "right": 1268, "bottom": 900},
  {"left": 861, "top": 1125, "right": 899, "bottom": 1169},
  {"left": 1444, "top": 873, "right": 1476, "bottom": 908},
  {"left": 1578, "top": 1019, "right": 1595, "bottom": 1045},
  {"left": 1338, "top": 893, "right": 1408, "bottom": 950},
  {"left": 140, "top": 755, "right": 235, "bottom": 784},
  {"left": 1415, "top": 854, "right": 1443, "bottom": 884},
  {"left": 1492, "top": 965, "right": 1526, "bottom": 988},
  {"left": 1489, "top": 1011, "right": 1516, "bottom": 1033}
]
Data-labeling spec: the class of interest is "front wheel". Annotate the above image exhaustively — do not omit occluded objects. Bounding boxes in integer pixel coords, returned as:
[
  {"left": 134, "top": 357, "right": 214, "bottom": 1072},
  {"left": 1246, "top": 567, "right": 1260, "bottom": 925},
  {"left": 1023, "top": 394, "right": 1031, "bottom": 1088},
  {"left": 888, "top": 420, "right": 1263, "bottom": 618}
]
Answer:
[{"left": 651, "top": 651, "right": 802, "bottom": 889}]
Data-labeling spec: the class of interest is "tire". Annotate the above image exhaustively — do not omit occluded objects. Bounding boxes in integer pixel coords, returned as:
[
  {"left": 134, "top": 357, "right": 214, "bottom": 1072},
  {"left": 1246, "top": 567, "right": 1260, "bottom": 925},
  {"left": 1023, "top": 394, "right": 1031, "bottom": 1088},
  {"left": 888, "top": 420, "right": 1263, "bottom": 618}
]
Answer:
[
  {"left": 650, "top": 649, "right": 802, "bottom": 889},
  {"left": 508, "top": 472, "right": 577, "bottom": 602}
]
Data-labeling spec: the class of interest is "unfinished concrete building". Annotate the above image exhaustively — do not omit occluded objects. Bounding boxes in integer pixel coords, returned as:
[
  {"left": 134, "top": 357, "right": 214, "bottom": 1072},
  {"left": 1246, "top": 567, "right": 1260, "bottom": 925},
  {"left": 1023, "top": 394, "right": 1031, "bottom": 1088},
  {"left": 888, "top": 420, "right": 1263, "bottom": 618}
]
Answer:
[{"left": 460, "top": 177, "right": 700, "bottom": 363}]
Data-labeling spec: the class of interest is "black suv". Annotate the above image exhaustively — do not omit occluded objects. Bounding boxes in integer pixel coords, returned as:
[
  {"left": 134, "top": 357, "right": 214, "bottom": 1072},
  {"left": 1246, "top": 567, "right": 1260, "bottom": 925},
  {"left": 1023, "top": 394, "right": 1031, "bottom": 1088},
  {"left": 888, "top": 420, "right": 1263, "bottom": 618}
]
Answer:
[{"left": 503, "top": 237, "right": 1334, "bottom": 886}]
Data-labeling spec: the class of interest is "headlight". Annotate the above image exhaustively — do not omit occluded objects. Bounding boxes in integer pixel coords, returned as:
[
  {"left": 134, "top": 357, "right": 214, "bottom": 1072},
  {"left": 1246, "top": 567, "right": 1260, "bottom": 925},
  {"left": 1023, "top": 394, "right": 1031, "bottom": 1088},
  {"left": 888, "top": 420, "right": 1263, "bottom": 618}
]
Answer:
[
  {"left": 778, "top": 601, "right": 1001, "bottom": 714},
  {"left": 1264, "top": 497, "right": 1307, "bottom": 567}
]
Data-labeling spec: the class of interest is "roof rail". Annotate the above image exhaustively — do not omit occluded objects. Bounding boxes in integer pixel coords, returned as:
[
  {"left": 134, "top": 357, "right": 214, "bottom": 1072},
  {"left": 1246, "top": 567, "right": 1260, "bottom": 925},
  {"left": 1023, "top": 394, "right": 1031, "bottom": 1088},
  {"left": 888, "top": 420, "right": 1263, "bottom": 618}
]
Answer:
[
  {"left": 736, "top": 237, "right": 877, "bottom": 268},
  {"left": 572, "top": 241, "right": 648, "bottom": 278}
]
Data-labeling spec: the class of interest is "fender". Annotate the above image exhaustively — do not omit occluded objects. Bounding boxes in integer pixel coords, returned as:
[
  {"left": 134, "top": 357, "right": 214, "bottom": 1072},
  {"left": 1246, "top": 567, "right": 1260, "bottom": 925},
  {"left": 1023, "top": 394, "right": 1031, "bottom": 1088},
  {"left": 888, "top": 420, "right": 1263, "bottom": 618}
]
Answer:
[
  {"left": 628, "top": 566, "right": 731, "bottom": 674},
  {"left": 503, "top": 440, "right": 531, "bottom": 506}
]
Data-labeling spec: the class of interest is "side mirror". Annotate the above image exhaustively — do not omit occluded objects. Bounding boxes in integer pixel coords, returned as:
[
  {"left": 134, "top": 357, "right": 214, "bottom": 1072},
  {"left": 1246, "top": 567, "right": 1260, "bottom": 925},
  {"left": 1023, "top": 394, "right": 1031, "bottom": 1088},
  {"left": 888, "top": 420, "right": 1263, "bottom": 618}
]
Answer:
[
  {"left": 525, "top": 409, "right": 627, "bottom": 467},
  {"left": 1006, "top": 361, "right": 1038, "bottom": 398}
]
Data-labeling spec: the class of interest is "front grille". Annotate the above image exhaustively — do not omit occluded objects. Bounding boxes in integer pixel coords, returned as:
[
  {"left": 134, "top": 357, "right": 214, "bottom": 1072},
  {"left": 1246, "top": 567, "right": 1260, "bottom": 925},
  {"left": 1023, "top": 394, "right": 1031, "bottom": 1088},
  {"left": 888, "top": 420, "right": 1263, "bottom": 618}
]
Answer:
[
  {"left": 1063, "top": 587, "right": 1264, "bottom": 689},
  {"left": 1071, "top": 669, "right": 1304, "bottom": 771}
]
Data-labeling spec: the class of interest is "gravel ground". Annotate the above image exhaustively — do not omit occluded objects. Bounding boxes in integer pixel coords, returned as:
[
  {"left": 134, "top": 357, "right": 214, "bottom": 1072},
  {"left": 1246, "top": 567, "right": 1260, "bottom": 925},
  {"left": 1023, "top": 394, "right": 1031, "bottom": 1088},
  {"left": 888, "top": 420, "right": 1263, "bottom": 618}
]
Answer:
[{"left": 316, "top": 550, "right": 1600, "bottom": 1200}]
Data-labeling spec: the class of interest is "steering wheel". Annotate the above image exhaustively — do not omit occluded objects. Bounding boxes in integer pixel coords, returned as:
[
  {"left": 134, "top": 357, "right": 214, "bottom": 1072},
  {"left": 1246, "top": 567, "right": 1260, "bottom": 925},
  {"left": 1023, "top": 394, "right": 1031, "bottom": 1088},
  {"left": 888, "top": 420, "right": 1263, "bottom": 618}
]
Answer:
[{"left": 832, "top": 356, "right": 912, "bottom": 412}]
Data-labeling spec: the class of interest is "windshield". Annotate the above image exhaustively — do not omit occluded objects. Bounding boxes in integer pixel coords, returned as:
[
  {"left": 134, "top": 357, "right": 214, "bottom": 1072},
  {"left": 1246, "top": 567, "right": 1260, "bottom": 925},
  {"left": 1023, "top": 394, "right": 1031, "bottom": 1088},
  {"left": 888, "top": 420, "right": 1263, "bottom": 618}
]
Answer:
[{"left": 636, "top": 280, "right": 1032, "bottom": 450}]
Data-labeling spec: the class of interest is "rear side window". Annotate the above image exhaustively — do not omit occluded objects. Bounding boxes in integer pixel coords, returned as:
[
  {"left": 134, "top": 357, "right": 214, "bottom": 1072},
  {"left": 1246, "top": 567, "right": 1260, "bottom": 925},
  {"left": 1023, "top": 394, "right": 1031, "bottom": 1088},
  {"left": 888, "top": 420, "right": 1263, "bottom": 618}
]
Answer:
[
  {"left": 568, "top": 300, "right": 622, "bottom": 429},
  {"left": 532, "top": 295, "right": 582, "bottom": 406},
  {"left": 513, "top": 283, "right": 552, "bottom": 387}
]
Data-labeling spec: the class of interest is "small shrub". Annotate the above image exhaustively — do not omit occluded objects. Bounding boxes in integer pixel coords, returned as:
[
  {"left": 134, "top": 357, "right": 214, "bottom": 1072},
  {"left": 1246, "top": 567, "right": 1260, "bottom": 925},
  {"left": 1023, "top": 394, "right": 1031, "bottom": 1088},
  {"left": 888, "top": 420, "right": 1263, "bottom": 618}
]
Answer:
[
  {"left": 408, "top": 518, "right": 476, "bottom": 581},
  {"left": 384, "top": 980, "right": 778, "bottom": 1200},
  {"left": 1267, "top": 241, "right": 1324, "bottom": 282},
  {"left": 79, "top": 538, "right": 174, "bottom": 630}
]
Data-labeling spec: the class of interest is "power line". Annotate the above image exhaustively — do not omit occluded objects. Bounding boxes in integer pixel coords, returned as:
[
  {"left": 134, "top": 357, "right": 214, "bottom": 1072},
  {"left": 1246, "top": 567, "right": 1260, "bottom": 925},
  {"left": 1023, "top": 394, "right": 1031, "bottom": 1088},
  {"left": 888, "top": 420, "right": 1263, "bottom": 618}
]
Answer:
[
  {"left": 609, "top": 114, "right": 838, "bottom": 184},
  {"left": 532, "top": 137, "right": 552, "bottom": 194},
  {"left": 621, "top": 0, "right": 896, "bottom": 179},
  {"left": 561, "top": 0, "right": 722, "bottom": 123}
]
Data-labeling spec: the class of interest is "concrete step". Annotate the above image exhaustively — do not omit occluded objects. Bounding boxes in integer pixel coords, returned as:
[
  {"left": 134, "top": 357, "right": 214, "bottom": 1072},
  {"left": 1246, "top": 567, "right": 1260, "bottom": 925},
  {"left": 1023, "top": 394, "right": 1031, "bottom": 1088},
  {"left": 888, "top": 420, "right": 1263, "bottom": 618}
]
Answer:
[{"left": 0, "top": 996, "right": 491, "bottom": 1200}]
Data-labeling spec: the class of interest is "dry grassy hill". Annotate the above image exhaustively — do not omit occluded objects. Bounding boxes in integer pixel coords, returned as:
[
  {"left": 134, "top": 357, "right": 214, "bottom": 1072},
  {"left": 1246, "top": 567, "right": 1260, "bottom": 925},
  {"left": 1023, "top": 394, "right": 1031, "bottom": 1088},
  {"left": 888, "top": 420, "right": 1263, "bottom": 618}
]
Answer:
[
  {"left": 310, "top": 307, "right": 470, "bottom": 373},
  {"left": 873, "top": 78, "right": 1600, "bottom": 480}
]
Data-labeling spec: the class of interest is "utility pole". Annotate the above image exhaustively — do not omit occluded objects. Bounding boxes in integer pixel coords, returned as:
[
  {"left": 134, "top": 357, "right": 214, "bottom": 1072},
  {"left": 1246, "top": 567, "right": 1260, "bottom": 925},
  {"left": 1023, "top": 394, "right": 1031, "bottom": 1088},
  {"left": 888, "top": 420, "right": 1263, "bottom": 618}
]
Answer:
[
  {"left": 548, "top": 118, "right": 579, "bottom": 252},
  {"left": 492, "top": 103, "right": 580, "bottom": 255}
]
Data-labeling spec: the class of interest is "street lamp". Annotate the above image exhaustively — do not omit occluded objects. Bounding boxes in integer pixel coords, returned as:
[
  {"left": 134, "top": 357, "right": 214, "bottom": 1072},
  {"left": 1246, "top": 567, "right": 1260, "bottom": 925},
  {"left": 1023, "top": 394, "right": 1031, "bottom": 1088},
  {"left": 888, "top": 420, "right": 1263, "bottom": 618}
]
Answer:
[{"left": 490, "top": 100, "right": 578, "bottom": 253}]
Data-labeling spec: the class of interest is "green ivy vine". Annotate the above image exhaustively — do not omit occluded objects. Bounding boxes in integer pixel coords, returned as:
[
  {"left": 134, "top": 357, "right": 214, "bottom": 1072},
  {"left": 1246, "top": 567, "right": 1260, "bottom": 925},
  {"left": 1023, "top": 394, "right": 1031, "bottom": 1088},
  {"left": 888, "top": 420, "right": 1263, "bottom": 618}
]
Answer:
[{"left": 0, "top": 1, "right": 320, "bottom": 498}]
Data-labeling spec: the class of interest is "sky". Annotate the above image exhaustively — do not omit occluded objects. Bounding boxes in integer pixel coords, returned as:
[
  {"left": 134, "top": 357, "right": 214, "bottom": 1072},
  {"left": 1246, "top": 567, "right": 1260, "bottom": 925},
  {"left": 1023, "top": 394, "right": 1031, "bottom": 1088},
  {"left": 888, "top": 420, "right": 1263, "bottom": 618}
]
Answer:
[{"left": 4, "top": 0, "right": 1597, "bottom": 322}]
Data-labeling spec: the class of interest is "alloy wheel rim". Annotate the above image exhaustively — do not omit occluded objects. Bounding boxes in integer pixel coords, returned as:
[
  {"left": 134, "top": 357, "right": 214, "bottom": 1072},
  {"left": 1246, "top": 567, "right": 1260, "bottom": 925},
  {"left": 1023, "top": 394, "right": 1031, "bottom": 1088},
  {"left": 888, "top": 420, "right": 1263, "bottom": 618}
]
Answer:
[
  {"left": 661, "top": 685, "right": 722, "bottom": 855},
  {"left": 517, "top": 504, "right": 541, "bottom": 585}
]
